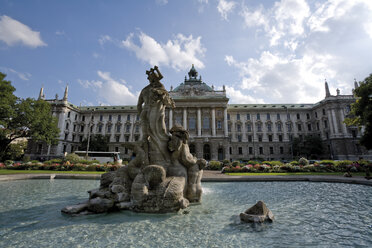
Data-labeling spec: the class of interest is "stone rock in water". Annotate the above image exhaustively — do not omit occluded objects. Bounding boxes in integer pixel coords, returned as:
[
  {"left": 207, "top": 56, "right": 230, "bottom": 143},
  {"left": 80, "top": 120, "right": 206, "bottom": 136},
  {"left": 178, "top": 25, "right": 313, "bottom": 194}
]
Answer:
[{"left": 240, "top": 201, "right": 275, "bottom": 223}]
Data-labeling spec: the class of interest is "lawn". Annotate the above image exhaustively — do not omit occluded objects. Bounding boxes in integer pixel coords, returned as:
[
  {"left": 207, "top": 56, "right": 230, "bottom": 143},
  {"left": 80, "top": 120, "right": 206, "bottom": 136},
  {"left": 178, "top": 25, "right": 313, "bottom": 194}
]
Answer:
[
  {"left": 0, "top": 169, "right": 105, "bottom": 175},
  {"left": 225, "top": 172, "right": 366, "bottom": 176}
]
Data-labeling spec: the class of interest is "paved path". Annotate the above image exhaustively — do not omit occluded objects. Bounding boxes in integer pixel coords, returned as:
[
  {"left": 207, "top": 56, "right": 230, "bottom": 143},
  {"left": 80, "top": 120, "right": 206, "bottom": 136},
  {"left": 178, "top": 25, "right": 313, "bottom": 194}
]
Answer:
[{"left": 1, "top": 170, "right": 371, "bottom": 186}]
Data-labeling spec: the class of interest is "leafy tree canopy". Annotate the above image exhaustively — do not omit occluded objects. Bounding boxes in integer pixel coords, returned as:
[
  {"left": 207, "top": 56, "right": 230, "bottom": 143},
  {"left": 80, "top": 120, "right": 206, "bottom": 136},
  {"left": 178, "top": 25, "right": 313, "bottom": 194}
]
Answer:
[
  {"left": 292, "top": 135, "right": 323, "bottom": 159},
  {"left": 345, "top": 74, "right": 372, "bottom": 149},
  {"left": 0, "top": 73, "right": 60, "bottom": 161},
  {"left": 79, "top": 134, "right": 109, "bottom": 152}
]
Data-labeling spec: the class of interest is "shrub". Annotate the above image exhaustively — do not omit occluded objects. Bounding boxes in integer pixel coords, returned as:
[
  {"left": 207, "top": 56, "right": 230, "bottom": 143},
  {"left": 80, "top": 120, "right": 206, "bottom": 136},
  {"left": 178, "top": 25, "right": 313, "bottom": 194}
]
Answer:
[
  {"left": 262, "top": 161, "right": 283, "bottom": 166},
  {"left": 222, "top": 160, "right": 231, "bottom": 166},
  {"left": 4, "top": 160, "right": 14, "bottom": 166},
  {"left": 319, "top": 160, "right": 335, "bottom": 166},
  {"left": 298, "top": 157, "right": 309, "bottom": 166},
  {"left": 64, "top": 153, "right": 82, "bottom": 164},
  {"left": 231, "top": 161, "right": 241, "bottom": 167},
  {"left": 289, "top": 161, "right": 299, "bottom": 166},
  {"left": 30, "top": 160, "right": 40, "bottom": 163},
  {"left": 207, "top": 160, "right": 222, "bottom": 170}
]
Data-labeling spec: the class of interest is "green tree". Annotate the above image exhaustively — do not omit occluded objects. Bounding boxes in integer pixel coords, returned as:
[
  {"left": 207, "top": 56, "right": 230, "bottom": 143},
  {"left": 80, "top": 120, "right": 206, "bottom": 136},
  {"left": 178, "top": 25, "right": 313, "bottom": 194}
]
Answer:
[
  {"left": 345, "top": 74, "right": 372, "bottom": 150},
  {"left": 0, "top": 73, "right": 60, "bottom": 161},
  {"left": 79, "top": 134, "right": 109, "bottom": 152},
  {"left": 292, "top": 135, "right": 323, "bottom": 159}
]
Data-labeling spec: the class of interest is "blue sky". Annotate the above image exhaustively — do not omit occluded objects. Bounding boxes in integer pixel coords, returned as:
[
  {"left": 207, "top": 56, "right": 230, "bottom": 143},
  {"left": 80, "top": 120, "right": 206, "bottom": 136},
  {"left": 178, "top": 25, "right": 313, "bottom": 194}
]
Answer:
[{"left": 1, "top": 0, "right": 372, "bottom": 106}]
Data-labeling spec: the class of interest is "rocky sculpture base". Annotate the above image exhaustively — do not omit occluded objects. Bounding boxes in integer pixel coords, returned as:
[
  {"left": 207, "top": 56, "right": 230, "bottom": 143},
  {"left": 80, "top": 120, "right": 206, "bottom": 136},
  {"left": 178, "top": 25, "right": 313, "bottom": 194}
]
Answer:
[{"left": 239, "top": 201, "right": 275, "bottom": 223}]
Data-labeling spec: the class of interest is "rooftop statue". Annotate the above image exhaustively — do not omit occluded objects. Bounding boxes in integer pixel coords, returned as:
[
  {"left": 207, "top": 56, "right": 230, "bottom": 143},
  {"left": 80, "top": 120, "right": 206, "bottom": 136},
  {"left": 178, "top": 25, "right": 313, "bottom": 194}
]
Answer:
[{"left": 62, "top": 66, "right": 206, "bottom": 215}]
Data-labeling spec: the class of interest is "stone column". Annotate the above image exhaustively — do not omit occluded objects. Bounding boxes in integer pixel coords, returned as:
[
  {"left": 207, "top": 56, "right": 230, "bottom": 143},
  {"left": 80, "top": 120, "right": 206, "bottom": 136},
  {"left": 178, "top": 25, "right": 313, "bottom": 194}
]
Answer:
[
  {"left": 340, "top": 109, "right": 348, "bottom": 135},
  {"left": 211, "top": 108, "right": 216, "bottom": 136},
  {"left": 331, "top": 109, "right": 339, "bottom": 135},
  {"left": 224, "top": 107, "right": 228, "bottom": 137},
  {"left": 197, "top": 107, "right": 201, "bottom": 136},
  {"left": 169, "top": 109, "right": 173, "bottom": 129},
  {"left": 183, "top": 108, "right": 187, "bottom": 129},
  {"left": 327, "top": 109, "right": 335, "bottom": 136}
]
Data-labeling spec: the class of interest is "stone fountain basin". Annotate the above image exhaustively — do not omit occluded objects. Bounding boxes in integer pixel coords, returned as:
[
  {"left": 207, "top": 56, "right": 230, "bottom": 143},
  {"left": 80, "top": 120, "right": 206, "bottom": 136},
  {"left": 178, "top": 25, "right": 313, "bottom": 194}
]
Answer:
[{"left": 0, "top": 179, "right": 371, "bottom": 247}]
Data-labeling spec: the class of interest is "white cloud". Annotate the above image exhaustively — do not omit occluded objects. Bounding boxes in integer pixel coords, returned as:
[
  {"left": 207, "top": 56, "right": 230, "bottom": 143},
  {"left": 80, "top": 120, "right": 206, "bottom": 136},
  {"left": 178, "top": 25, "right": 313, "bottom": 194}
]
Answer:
[
  {"left": 78, "top": 71, "right": 138, "bottom": 105},
  {"left": 197, "top": 0, "right": 209, "bottom": 13},
  {"left": 155, "top": 0, "right": 168, "bottom": 5},
  {"left": 217, "top": 0, "right": 236, "bottom": 20},
  {"left": 0, "top": 15, "right": 46, "bottom": 48},
  {"left": 55, "top": 30, "right": 65, "bottom": 36},
  {"left": 0, "top": 67, "right": 31, "bottom": 81},
  {"left": 225, "top": 86, "right": 264, "bottom": 104},
  {"left": 98, "top": 35, "right": 112, "bottom": 45},
  {"left": 122, "top": 32, "right": 205, "bottom": 71}
]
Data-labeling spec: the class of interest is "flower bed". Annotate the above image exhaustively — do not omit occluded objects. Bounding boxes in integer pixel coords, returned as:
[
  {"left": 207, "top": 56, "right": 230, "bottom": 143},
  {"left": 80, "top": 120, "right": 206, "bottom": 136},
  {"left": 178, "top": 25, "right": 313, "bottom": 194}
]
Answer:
[{"left": 220, "top": 159, "right": 371, "bottom": 174}]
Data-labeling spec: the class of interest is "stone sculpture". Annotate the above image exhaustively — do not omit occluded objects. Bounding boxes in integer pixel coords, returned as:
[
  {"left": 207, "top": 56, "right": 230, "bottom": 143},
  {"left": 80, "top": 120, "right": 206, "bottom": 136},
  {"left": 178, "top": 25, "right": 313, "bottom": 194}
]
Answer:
[{"left": 62, "top": 66, "right": 206, "bottom": 215}]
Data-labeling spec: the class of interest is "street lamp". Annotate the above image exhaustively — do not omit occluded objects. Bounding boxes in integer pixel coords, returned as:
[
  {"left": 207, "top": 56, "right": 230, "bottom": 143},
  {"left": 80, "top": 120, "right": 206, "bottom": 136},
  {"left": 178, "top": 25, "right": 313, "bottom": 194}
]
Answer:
[{"left": 85, "top": 109, "right": 94, "bottom": 159}]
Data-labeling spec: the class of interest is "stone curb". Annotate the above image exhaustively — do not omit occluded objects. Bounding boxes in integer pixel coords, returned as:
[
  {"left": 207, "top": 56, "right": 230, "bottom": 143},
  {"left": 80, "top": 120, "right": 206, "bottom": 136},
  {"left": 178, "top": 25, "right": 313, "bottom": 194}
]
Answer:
[{"left": 1, "top": 172, "right": 371, "bottom": 186}]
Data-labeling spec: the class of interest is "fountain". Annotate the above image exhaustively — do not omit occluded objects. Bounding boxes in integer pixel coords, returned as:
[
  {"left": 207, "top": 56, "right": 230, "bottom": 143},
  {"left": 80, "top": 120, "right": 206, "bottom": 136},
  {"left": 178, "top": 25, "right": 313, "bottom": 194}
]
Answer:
[{"left": 62, "top": 66, "right": 206, "bottom": 215}]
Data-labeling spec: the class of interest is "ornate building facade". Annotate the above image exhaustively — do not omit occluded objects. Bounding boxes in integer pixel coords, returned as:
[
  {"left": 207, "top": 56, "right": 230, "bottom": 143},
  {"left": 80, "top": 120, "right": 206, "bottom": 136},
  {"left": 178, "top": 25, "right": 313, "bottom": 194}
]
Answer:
[{"left": 26, "top": 66, "right": 371, "bottom": 161}]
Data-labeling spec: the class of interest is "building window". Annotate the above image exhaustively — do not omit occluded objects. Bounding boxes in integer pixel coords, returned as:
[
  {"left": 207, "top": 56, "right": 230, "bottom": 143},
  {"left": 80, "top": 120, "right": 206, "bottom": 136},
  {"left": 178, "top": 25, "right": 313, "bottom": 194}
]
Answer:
[
  {"left": 315, "top": 112, "right": 318, "bottom": 118},
  {"left": 65, "top": 123, "right": 69, "bottom": 130},
  {"left": 228, "top": 124, "right": 231, "bottom": 132},
  {"left": 259, "top": 147, "right": 263, "bottom": 155},
  {"left": 267, "top": 113, "right": 270, "bottom": 120},
  {"left": 247, "top": 114, "right": 250, "bottom": 120},
  {"left": 136, "top": 115, "right": 140, "bottom": 121},
  {"left": 277, "top": 123, "right": 282, "bottom": 132},
  {"left": 175, "top": 116, "right": 182, "bottom": 125},
  {"left": 67, "top": 112, "right": 71, "bottom": 118},
  {"left": 258, "top": 135, "right": 262, "bottom": 142},
  {"left": 63, "top": 145, "right": 66, "bottom": 153},
  {"left": 203, "top": 117, "right": 210, "bottom": 129},
  {"left": 247, "top": 124, "right": 251, "bottom": 132},
  {"left": 279, "top": 134, "right": 283, "bottom": 142},
  {"left": 323, "top": 109, "right": 326, "bottom": 115},
  {"left": 248, "top": 135, "right": 252, "bottom": 142},
  {"left": 108, "top": 125, "right": 112, "bottom": 133},
  {"left": 127, "top": 114, "right": 131, "bottom": 121},
  {"left": 90, "top": 125, "right": 93, "bottom": 132},
  {"left": 277, "top": 113, "right": 280, "bottom": 120},
  {"left": 217, "top": 120, "right": 222, "bottom": 129},
  {"left": 268, "top": 135, "right": 273, "bottom": 142},
  {"left": 306, "top": 113, "right": 310, "bottom": 119},
  {"left": 296, "top": 113, "right": 300, "bottom": 120},
  {"left": 237, "top": 114, "right": 240, "bottom": 120},
  {"left": 297, "top": 124, "right": 302, "bottom": 131},
  {"left": 249, "top": 147, "right": 253, "bottom": 154},
  {"left": 317, "top": 122, "right": 320, "bottom": 130},
  {"left": 287, "top": 113, "right": 290, "bottom": 120},
  {"left": 74, "top": 114, "right": 77, "bottom": 120},
  {"left": 257, "top": 123, "right": 262, "bottom": 132},
  {"left": 72, "top": 134, "right": 75, "bottom": 142},
  {"left": 115, "top": 147, "right": 119, "bottom": 152},
  {"left": 189, "top": 144, "right": 196, "bottom": 155},
  {"left": 64, "top": 133, "right": 68, "bottom": 140},
  {"left": 100, "top": 115, "right": 103, "bottom": 121},
  {"left": 324, "top": 120, "right": 328, "bottom": 128},
  {"left": 189, "top": 117, "right": 196, "bottom": 130},
  {"left": 126, "top": 124, "right": 130, "bottom": 133},
  {"left": 109, "top": 115, "right": 112, "bottom": 121},
  {"left": 91, "top": 115, "right": 94, "bottom": 121},
  {"left": 118, "top": 115, "right": 121, "bottom": 121},
  {"left": 116, "top": 136, "right": 120, "bottom": 142},
  {"left": 307, "top": 124, "right": 312, "bottom": 131},
  {"left": 237, "top": 135, "right": 242, "bottom": 142},
  {"left": 79, "top": 136, "right": 83, "bottom": 142},
  {"left": 73, "top": 125, "right": 76, "bottom": 132},
  {"left": 257, "top": 113, "right": 260, "bottom": 120},
  {"left": 267, "top": 123, "right": 272, "bottom": 132},
  {"left": 280, "top": 147, "right": 284, "bottom": 154},
  {"left": 82, "top": 116, "right": 85, "bottom": 122},
  {"left": 229, "top": 147, "right": 232, "bottom": 155},
  {"left": 227, "top": 114, "right": 230, "bottom": 120},
  {"left": 135, "top": 135, "right": 139, "bottom": 141},
  {"left": 116, "top": 125, "right": 121, "bottom": 132},
  {"left": 98, "top": 125, "right": 103, "bottom": 133},
  {"left": 287, "top": 123, "right": 292, "bottom": 132},
  {"left": 125, "top": 135, "right": 129, "bottom": 142},
  {"left": 238, "top": 147, "right": 242, "bottom": 155},
  {"left": 270, "top": 147, "right": 274, "bottom": 154},
  {"left": 135, "top": 125, "right": 139, "bottom": 133},
  {"left": 80, "top": 125, "right": 84, "bottom": 132},
  {"left": 237, "top": 124, "right": 241, "bottom": 132}
]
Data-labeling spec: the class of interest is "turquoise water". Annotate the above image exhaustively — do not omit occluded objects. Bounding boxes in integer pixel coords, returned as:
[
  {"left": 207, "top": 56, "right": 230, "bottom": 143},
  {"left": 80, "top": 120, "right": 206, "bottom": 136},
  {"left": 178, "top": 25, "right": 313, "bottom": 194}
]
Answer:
[{"left": 0, "top": 179, "right": 371, "bottom": 248}]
